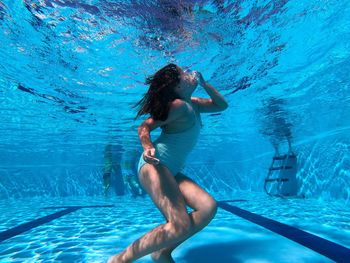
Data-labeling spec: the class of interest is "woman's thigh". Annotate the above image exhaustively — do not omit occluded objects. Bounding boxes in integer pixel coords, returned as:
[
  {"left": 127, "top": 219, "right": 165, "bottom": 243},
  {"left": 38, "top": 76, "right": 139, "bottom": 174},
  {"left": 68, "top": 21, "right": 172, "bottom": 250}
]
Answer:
[
  {"left": 139, "top": 163, "right": 189, "bottom": 223},
  {"left": 174, "top": 173, "right": 217, "bottom": 213}
]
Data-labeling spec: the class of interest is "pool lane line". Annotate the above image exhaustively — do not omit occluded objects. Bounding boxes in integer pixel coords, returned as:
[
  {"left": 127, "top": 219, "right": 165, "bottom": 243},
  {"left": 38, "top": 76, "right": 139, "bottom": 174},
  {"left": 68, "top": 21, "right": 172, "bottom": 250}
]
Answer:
[
  {"left": 0, "top": 204, "right": 115, "bottom": 243},
  {"left": 217, "top": 201, "right": 350, "bottom": 263},
  {"left": 216, "top": 199, "right": 247, "bottom": 203},
  {"left": 42, "top": 205, "right": 115, "bottom": 209},
  {"left": 0, "top": 208, "right": 79, "bottom": 243}
]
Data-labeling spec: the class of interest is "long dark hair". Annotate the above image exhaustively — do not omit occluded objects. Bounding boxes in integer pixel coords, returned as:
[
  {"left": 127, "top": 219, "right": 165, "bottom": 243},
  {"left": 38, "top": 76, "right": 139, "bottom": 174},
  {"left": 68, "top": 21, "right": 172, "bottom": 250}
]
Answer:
[{"left": 134, "top": 63, "right": 182, "bottom": 121}]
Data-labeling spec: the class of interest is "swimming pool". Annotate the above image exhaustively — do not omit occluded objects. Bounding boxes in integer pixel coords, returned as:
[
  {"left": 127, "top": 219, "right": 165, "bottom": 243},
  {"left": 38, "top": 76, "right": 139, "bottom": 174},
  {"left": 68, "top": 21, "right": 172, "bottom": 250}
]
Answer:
[{"left": 1, "top": 0, "right": 350, "bottom": 262}]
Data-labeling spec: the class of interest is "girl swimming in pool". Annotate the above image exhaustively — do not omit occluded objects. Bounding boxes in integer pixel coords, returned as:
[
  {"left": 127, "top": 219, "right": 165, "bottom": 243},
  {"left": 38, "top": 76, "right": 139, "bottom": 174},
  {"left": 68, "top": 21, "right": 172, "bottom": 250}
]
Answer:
[{"left": 108, "top": 63, "right": 228, "bottom": 263}]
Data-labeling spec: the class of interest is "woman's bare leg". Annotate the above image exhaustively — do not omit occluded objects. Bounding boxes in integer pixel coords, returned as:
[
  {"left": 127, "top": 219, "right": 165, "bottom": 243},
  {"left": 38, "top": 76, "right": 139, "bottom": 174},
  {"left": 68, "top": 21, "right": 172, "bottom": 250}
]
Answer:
[
  {"left": 108, "top": 164, "right": 195, "bottom": 263},
  {"left": 151, "top": 173, "right": 217, "bottom": 262}
]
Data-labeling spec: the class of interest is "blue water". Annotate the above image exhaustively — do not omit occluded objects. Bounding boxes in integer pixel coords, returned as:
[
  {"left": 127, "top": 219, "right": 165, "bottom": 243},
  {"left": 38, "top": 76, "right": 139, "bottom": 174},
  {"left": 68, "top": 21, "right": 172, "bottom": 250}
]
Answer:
[{"left": 1, "top": 0, "right": 350, "bottom": 262}]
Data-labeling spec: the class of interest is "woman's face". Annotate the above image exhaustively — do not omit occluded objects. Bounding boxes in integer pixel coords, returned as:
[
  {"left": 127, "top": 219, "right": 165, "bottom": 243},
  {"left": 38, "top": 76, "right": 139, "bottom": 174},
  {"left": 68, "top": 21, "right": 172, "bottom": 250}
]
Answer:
[{"left": 176, "top": 67, "right": 198, "bottom": 96}]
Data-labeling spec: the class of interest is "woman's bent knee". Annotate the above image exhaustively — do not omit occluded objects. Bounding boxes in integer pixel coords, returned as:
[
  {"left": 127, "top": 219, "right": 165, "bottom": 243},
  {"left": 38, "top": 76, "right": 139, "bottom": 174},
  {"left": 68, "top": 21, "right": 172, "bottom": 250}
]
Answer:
[
  {"left": 210, "top": 200, "right": 218, "bottom": 219},
  {"left": 203, "top": 198, "right": 217, "bottom": 221},
  {"left": 168, "top": 216, "right": 193, "bottom": 237}
]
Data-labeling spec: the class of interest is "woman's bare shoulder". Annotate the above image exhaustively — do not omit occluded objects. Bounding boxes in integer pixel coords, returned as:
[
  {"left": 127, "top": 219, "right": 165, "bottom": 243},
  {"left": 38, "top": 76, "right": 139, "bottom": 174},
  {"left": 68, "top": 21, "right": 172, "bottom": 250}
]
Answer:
[
  {"left": 170, "top": 98, "right": 186, "bottom": 108},
  {"left": 167, "top": 99, "right": 188, "bottom": 113}
]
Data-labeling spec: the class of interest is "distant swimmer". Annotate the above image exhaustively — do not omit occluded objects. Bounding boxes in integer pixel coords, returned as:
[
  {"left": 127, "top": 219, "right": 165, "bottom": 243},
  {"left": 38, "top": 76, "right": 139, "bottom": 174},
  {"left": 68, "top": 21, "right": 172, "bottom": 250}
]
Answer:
[
  {"left": 121, "top": 147, "right": 146, "bottom": 197},
  {"left": 102, "top": 143, "right": 125, "bottom": 196}
]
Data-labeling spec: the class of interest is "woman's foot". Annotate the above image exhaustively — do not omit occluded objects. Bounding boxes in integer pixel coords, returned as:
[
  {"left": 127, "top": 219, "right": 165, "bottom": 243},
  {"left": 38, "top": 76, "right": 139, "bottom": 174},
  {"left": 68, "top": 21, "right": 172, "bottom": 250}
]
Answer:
[{"left": 151, "top": 250, "right": 175, "bottom": 263}]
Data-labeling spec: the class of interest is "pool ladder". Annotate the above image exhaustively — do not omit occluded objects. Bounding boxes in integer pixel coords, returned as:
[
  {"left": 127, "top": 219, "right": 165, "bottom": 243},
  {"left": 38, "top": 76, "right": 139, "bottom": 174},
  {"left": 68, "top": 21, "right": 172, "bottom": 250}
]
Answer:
[{"left": 264, "top": 153, "right": 297, "bottom": 197}]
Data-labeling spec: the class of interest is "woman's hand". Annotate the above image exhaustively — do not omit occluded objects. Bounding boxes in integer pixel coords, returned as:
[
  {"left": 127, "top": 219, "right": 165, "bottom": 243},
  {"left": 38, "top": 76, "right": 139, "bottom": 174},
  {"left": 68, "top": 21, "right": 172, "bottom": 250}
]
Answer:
[
  {"left": 196, "top": 71, "right": 207, "bottom": 87},
  {"left": 143, "top": 148, "right": 160, "bottom": 165}
]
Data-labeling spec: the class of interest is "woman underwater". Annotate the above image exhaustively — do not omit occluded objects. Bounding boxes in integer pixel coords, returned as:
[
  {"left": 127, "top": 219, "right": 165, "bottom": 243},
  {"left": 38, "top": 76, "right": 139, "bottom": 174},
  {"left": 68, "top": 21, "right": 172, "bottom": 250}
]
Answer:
[{"left": 108, "top": 63, "right": 228, "bottom": 263}]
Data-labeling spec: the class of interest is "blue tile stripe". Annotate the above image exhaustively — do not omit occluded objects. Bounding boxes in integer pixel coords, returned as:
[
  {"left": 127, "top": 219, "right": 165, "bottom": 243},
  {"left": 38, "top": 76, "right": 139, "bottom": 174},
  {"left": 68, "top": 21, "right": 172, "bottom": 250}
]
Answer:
[
  {"left": 216, "top": 199, "right": 247, "bottom": 203},
  {"left": 0, "top": 204, "right": 114, "bottom": 243},
  {"left": 218, "top": 201, "right": 350, "bottom": 263},
  {"left": 0, "top": 208, "right": 79, "bottom": 243},
  {"left": 42, "top": 205, "right": 115, "bottom": 209}
]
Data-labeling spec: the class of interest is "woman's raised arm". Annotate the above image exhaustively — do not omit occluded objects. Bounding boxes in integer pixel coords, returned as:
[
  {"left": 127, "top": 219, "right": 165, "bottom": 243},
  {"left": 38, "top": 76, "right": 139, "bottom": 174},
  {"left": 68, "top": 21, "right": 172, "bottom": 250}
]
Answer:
[{"left": 191, "top": 72, "right": 228, "bottom": 113}]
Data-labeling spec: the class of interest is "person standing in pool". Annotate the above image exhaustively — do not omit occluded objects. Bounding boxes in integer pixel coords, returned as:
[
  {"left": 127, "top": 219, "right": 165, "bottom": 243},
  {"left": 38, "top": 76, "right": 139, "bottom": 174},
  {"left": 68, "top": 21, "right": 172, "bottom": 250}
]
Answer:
[
  {"left": 259, "top": 97, "right": 295, "bottom": 156},
  {"left": 121, "top": 146, "right": 146, "bottom": 197},
  {"left": 108, "top": 63, "right": 228, "bottom": 263},
  {"left": 103, "top": 143, "right": 125, "bottom": 196}
]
